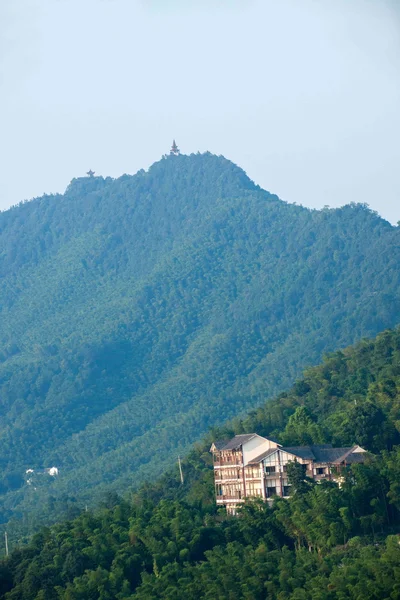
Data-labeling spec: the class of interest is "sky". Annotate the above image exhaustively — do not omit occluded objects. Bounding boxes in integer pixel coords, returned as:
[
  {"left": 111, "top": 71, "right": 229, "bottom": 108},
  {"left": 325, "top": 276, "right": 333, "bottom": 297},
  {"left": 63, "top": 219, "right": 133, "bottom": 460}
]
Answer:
[{"left": 1, "top": 0, "right": 399, "bottom": 222}]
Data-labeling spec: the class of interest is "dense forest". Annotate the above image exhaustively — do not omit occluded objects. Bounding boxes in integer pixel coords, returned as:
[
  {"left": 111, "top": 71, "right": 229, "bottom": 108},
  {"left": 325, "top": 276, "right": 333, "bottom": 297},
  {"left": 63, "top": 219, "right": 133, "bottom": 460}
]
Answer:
[
  {"left": 2, "top": 327, "right": 400, "bottom": 599},
  {"left": 1, "top": 152, "right": 400, "bottom": 529}
]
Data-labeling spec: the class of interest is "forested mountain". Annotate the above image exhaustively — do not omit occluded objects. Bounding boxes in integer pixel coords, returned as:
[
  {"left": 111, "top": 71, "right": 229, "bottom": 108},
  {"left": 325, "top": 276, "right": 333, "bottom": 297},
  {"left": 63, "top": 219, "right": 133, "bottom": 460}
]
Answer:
[
  {"left": 1, "top": 152, "right": 400, "bottom": 528},
  {"left": 2, "top": 327, "right": 400, "bottom": 599}
]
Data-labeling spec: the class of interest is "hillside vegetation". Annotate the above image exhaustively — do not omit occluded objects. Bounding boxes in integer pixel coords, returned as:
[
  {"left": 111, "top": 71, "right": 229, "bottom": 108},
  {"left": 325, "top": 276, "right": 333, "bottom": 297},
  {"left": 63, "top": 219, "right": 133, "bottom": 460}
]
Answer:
[
  {"left": 2, "top": 328, "right": 400, "bottom": 599},
  {"left": 1, "top": 152, "right": 400, "bottom": 526}
]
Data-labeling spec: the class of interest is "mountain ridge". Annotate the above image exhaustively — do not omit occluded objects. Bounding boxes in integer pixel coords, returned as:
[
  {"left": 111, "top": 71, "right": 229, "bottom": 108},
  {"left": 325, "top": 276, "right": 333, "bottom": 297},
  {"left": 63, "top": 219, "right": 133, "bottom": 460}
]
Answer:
[{"left": 0, "top": 152, "right": 399, "bottom": 527}]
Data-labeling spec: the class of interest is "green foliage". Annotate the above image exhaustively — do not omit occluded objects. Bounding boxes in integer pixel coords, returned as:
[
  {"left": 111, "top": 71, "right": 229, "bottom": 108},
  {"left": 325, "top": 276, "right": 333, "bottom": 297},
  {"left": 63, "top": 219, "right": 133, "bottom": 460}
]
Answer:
[
  {"left": 286, "top": 461, "right": 314, "bottom": 495},
  {"left": 3, "top": 456, "right": 400, "bottom": 600},
  {"left": 281, "top": 406, "right": 324, "bottom": 445},
  {"left": 1, "top": 153, "right": 400, "bottom": 531},
  {"left": 2, "top": 327, "right": 400, "bottom": 598}
]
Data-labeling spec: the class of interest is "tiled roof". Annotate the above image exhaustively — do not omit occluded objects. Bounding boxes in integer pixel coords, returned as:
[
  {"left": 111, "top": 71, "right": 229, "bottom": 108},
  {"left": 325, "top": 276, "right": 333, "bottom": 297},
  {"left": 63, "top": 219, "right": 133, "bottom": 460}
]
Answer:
[
  {"left": 261, "top": 444, "right": 366, "bottom": 464},
  {"left": 280, "top": 445, "right": 361, "bottom": 463},
  {"left": 345, "top": 452, "right": 367, "bottom": 464},
  {"left": 221, "top": 434, "right": 259, "bottom": 451},
  {"left": 312, "top": 447, "right": 354, "bottom": 463},
  {"left": 248, "top": 448, "right": 278, "bottom": 465},
  {"left": 211, "top": 440, "right": 229, "bottom": 451},
  {"left": 211, "top": 434, "right": 367, "bottom": 465},
  {"left": 282, "top": 446, "right": 316, "bottom": 460}
]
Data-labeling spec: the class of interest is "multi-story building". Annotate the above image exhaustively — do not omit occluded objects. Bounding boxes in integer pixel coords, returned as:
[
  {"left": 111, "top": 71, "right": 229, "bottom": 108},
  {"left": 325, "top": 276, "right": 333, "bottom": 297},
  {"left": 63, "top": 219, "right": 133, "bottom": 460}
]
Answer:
[{"left": 210, "top": 433, "right": 367, "bottom": 514}]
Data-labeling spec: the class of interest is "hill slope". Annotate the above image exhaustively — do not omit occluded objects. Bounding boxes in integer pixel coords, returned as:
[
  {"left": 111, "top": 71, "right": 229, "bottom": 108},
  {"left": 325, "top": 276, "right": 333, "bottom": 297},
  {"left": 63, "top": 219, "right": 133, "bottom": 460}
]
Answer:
[
  {"left": 1, "top": 152, "right": 400, "bottom": 525},
  {"left": 2, "top": 328, "right": 400, "bottom": 599}
]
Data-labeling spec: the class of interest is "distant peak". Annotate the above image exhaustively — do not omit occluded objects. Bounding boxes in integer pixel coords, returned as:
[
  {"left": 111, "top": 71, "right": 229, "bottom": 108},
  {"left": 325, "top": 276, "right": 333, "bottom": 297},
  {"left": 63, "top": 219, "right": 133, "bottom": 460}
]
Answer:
[
  {"left": 144, "top": 151, "right": 261, "bottom": 200},
  {"left": 65, "top": 173, "right": 113, "bottom": 197}
]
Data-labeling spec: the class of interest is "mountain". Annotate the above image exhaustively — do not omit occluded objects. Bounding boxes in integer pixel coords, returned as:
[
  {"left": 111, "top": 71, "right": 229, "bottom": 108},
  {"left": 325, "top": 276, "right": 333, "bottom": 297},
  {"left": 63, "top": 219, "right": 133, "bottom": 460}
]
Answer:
[
  {"left": 0, "top": 152, "right": 400, "bottom": 527},
  {"left": 2, "top": 327, "right": 400, "bottom": 599}
]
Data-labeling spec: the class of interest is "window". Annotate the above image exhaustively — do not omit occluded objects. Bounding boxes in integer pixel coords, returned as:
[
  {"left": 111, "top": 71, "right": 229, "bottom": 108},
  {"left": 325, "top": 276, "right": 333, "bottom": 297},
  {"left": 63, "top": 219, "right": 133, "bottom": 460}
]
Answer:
[
  {"left": 316, "top": 467, "right": 325, "bottom": 475},
  {"left": 265, "top": 466, "right": 276, "bottom": 474},
  {"left": 283, "top": 485, "right": 291, "bottom": 496},
  {"left": 266, "top": 486, "right": 276, "bottom": 498}
]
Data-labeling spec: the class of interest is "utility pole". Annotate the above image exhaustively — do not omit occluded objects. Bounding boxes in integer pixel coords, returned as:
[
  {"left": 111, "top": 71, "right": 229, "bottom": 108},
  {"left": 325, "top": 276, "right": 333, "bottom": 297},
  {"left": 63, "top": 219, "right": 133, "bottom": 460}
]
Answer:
[
  {"left": 178, "top": 456, "right": 184, "bottom": 484},
  {"left": 4, "top": 532, "right": 8, "bottom": 557}
]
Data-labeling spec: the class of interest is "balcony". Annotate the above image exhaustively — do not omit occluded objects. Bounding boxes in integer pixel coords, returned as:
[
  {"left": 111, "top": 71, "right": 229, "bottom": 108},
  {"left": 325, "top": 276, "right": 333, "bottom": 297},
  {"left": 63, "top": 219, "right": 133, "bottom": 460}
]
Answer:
[
  {"left": 314, "top": 473, "right": 330, "bottom": 481},
  {"left": 216, "top": 495, "right": 242, "bottom": 502},
  {"left": 214, "top": 475, "right": 241, "bottom": 482}
]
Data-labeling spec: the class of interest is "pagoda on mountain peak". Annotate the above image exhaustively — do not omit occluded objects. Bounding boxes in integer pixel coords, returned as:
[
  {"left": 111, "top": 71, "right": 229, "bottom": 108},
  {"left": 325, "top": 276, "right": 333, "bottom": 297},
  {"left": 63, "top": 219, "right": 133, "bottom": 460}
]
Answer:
[{"left": 170, "top": 140, "right": 180, "bottom": 156}]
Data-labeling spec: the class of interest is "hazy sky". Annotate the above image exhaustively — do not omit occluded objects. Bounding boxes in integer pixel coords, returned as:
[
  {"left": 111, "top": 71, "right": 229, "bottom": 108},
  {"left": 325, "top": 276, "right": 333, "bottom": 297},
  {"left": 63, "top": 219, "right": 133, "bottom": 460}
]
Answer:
[{"left": 1, "top": 0, "right": 399, "bottom": 222}]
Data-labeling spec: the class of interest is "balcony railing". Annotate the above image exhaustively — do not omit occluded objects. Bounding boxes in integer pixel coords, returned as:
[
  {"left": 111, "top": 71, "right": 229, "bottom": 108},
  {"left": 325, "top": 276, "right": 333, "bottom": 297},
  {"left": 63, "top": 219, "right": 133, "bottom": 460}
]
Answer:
[
  {"left": 216, "top": 495, "right": 242, "bottom": 501},
  {"left": 314, "top": 473, "right": 331, "bottom": 481}
]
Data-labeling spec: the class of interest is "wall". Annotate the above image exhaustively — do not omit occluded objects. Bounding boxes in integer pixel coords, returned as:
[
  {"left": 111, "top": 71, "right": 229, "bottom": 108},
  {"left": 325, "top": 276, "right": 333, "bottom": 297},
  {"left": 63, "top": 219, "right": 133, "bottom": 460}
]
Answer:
[{"left": 243, "top": 436, "right": 279, "bottom": 464}]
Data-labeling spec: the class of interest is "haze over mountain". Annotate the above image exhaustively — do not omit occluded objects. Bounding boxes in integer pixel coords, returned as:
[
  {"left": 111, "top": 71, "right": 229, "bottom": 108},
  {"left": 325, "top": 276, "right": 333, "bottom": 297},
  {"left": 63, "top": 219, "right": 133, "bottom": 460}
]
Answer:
[
  {"left": 3, "top": 0, "right": 400, "bottom": 223},
  {"left": 1, "top": 152, "right": 400, "bottom": 526}
]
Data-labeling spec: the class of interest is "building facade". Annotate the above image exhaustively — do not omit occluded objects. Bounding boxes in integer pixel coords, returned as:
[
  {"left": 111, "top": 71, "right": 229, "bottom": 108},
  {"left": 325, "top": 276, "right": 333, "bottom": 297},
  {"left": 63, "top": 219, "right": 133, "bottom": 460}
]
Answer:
[{"left": 211, "top": 433, "right": 366, "bottom": 514}]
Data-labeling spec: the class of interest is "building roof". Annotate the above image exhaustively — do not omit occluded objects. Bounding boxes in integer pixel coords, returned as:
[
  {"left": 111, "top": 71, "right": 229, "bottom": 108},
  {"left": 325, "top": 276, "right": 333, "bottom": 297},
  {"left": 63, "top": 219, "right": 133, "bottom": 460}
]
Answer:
[
  {"left": 221, "top": 434, "right": 259, "bottom": 450},
  {"left": 344, "top": 452, "right": 367, "bottom": 464},
  {"left": 312, "top": 447, "right": 355, "bottom": 463},
  {"left": 249, "top": 445, "right": 335, "bottom": 465},
  {"left": 249, "top": 444, "right": 367, "bottom": 465},
  {"left": 210, "top": 440, "right": 229, "bottom": 451},
  {"left": 282, "top": 445, "right": 366, "bottom": 464},
  {"left": 248, "top": 448, "right": 278, "bottom": 465},
  {"left": 211, "top": 433, "right": 367, "bottom": 465},
  {"left": 282, "top": 446, "right": 317, "bottom": 460}
]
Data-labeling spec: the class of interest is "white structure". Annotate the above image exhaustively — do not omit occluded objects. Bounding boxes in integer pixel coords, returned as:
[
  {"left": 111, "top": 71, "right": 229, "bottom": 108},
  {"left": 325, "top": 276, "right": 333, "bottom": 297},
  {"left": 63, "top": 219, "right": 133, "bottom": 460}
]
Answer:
[{"left": 211, "top": 434, "right": 367, "bottom": 514}]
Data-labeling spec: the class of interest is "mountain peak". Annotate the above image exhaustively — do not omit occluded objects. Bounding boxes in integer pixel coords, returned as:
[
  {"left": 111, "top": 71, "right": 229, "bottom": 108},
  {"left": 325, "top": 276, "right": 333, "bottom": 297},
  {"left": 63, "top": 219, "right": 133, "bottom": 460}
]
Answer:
[
  {"left": 147, "top": 151, "right": 259, "bottom": 196},
  {"left": 0, "top": 149, "right": 399, "bottom": 531}
]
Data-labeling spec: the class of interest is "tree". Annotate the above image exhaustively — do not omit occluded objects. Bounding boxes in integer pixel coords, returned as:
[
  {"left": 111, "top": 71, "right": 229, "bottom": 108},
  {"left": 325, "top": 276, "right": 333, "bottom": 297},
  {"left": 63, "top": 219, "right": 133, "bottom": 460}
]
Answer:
[
  {"left": 286, "top": 461, "right": 314, "bottom": 495},
  {"left": 281, "top": 407, "right": 324, "bottom": 446}
]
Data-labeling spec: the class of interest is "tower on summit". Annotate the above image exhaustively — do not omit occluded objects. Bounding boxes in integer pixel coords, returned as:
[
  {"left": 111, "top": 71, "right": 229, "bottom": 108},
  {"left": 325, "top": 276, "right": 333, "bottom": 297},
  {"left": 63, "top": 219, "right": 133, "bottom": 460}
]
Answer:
[
  {"left": 86, "top": 169, "right": 95, "bottom": 177},
  {"left": 170, "top": 140, "right": 180, "bottom": 156}
]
